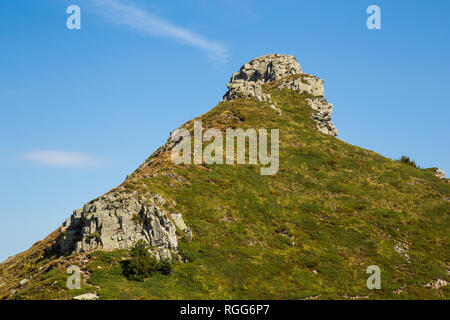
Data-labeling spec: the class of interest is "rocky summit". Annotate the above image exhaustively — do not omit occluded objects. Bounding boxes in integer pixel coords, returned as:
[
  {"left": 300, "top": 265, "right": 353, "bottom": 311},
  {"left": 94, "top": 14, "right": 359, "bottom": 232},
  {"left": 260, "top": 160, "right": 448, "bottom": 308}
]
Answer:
[
  {"left": 223, "top": 54, "right": 303, "bottom": 101},
  {"left": 224, "top": 54, "right": 337, "bottom": 136},
  {"left": 0, "top": 54, "right": 448, "bottom": 300}
]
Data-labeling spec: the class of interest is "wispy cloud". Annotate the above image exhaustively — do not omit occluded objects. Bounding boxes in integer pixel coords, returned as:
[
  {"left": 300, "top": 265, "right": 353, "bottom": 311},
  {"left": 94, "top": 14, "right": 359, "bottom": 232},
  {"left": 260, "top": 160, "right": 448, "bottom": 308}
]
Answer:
[
  {"left": 23, "top": 150, "right": 105, "bottom": 167},
  {"left": 87, "top": 0, "right": 229, "bottom": 62}
]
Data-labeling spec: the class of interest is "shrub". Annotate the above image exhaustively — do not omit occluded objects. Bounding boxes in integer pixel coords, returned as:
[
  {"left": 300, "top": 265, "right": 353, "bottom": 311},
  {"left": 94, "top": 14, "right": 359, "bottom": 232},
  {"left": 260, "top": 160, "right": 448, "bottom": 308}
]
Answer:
[
  {"left": 123, "top": 240, "right": 159, "bottom": 281},
  {"left": 159, "top": 261, "right": 173, "bottom": 275},
  {"left": 397, "top": 155, "right": 418, "bottom": 168},
  {"left": 123, "top": 240, "right": 173, "bottom": 281}
]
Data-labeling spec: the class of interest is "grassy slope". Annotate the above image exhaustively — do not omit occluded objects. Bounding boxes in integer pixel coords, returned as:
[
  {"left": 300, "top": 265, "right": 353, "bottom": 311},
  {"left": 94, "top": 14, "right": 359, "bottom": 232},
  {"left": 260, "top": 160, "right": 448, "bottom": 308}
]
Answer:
[{"left": 1, "top": 85, "right": 449, "bottom": 300}]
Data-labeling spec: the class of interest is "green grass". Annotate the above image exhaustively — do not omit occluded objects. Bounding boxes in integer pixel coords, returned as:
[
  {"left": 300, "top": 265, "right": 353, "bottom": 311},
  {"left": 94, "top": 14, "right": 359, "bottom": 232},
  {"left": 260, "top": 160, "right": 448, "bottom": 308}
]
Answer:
[{"left": 1, "top": 86, "right": 448, "bottom": 300}]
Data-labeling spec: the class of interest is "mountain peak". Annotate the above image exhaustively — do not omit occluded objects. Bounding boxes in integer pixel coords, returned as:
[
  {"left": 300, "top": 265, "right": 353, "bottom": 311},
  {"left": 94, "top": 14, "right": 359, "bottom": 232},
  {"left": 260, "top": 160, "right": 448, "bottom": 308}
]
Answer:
[
  {"left": 224, "top": 54, "right": 337, "bottom": 136},
  {"left": 224, "top": 54, "right": 302, "bottom": 101},
  {"left": 229, "top": 54, "right": 302, "bottom": 84},
  {"left": 1, "top": 53, "right": 449, "bottom": 300}
]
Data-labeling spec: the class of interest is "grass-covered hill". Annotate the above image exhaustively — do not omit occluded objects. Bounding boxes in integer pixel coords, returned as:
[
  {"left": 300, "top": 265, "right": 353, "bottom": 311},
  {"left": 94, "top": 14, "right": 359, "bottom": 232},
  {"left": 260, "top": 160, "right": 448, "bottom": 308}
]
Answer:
[{"left": 0, "top": 80, "right": 449, "bottom": 300}]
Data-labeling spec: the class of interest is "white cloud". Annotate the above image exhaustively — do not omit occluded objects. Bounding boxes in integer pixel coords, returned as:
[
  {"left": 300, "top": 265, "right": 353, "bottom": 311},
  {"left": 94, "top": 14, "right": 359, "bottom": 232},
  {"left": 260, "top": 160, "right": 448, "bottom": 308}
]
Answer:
[
  {"left": 23, "top": 150, "right": 104, "bottom": 167},
  {"left": 88, "top": 0, "right": 229, "bottom": 62}
]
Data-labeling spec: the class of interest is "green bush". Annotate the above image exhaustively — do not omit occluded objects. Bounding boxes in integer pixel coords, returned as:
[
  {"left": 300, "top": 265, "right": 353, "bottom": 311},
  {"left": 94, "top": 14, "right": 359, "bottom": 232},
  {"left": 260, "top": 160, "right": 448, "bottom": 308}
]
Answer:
[
  {"left": 397, "top": 155, "right": 418, "bottom": 168},
  {"left": 123, "top": 240, "right": 173, "bottom": 281},
  {"left": 159, "top": 261, "right": 173, "bottom": 275}
]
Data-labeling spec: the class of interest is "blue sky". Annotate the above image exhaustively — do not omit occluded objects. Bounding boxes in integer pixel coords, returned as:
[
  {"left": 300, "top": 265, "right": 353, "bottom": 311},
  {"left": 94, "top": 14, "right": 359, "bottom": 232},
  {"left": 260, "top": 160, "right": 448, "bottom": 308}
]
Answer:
[{"left": 0, "top": 0, "right": 449, "bottom": 262}]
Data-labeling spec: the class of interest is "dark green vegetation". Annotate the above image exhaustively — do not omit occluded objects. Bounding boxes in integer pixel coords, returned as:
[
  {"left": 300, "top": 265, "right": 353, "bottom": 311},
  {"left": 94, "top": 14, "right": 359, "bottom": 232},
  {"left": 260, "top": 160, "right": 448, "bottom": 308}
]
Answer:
[
  {"left": 397, "top": 155, "right": 418, "bottom": 168},
  {"left": 1, "top": 83, "right": 448, "bottom": 300},
  {"left": 123, "top": 240, "right": 172, "bottom": 281}
]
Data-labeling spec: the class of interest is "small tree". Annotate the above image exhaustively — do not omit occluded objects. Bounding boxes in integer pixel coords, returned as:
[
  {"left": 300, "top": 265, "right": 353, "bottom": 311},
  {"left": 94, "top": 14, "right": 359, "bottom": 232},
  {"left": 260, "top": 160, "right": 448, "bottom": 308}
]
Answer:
[
  {"left": 124, "top": 239, "right": 159, "bottom": 281},
  {"left": 398, "top": 155, "right": 418, "bottom": 168},
  {"left": 159, "top": 260, "right": 173, "bottom": 275}
]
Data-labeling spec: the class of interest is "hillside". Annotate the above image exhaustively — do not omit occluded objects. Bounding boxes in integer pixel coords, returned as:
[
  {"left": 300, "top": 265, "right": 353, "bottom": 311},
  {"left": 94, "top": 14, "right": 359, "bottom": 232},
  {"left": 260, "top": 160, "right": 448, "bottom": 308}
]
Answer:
[{"left": 0, "top": 55, "right": 448, "bottom": 300}]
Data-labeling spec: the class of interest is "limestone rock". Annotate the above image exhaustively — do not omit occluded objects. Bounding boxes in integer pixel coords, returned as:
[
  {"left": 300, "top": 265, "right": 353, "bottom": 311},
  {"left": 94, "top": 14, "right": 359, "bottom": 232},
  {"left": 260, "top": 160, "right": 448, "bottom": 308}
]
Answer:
[
  {"left": 223, "top": 54, "right": 337, "bottom": 136},
  {"left": 224, "top": 54, "right": 302, "bottom": 101},
  {"left": 19, "top": 279, "right": 29, "bottom": 286},
  {"left": 425, "top": 279, "right": 448, "bottom": 289},
  {"left": 73, "top": 293, "right": 99, "bottom": 300},
  {"left": 170, "top": 213, "right": 193, "bottom": 240},
  {"left": 433, "top": 168, "right": 447, "bottom": 180},
  {"left": 269, "top": 104, "right": 282, "bottom": 115},
  {"left": 276, "top": 74, "right": 324, "bottom": 96},
  {"left": 55, "top": 193, "right": 178, "bottom": 260},
  {"left": 394, "top": 241, "right": 410, "bottom": 262},
  {"left": 307, "top": 97, "right": 338, "bottom": 136}
]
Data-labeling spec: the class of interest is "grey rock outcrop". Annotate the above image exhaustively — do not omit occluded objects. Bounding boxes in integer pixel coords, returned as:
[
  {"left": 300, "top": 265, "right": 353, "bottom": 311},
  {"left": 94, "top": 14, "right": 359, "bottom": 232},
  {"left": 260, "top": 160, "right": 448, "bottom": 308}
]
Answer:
[
  {"left": 73, "top": 293, "right": 99, "bottom": 300},
  {"left": 223, "top": 54, "right": 302, "bottom": 101},
  {"left": 394, "top": 241, "right": 410, "bottom": 262},
  {"left": 19, "top": 279, "right": 29, "bottom": 286},
  {"left": 55, "top": 193, "right": 187, "bottom": 260},
  {"left": 223, "top": 54, "right": 337, "bottom": 136},
  {"left": 433, "top": 168, "right": 447, "bottom": 180},
  {"left": 170, "top": 213, "right": 193, "bottom": 240},
  {"left": 307, "top": 97, "right": 338, "bottom": 136},
  {"left": 276, "top": 74, "right": 324, "bottom": 96},
  {"left": 425, "top": 279, "right": 448, "bottom": 289}
]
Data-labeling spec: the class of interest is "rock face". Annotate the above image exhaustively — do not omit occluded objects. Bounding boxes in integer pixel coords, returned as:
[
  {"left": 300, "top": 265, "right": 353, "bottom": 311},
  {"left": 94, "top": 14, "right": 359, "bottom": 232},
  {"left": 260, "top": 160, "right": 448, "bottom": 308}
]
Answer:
[
  {"left": 307, "top": 97, "right": 338, "bottom": 136},
  {"left": 55, "top": 193, "right": 187, "bottom": 260},
  {"left": 223, "top": 54, "right": 302, "bottom": 101},
  {"left": 223, "top": 54, "right": 337, "bottom": 136}
]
